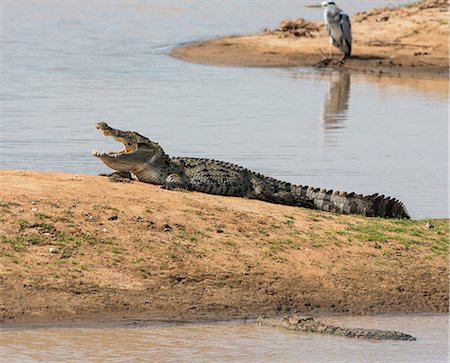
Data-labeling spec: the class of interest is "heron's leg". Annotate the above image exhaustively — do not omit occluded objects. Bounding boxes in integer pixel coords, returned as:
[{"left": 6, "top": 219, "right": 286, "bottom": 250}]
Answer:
[
  {"left": 329, "top": 44, "right": 333, "bottom": 59},
  {"left": 338, "top": 52, "right": 348, "bottom": 65}
]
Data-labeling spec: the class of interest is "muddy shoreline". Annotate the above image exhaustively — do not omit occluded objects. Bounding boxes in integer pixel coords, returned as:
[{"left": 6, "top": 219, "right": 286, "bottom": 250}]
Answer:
[
  {"left": 0, "top": 170, "right": 448, "bottom": 325},
  {"left": 170, "top": 0, "right": 449, "bottom": 77}
]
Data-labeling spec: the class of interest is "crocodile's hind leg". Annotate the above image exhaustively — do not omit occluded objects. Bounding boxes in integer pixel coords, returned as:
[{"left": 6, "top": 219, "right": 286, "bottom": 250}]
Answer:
[{"left": 99, "top": 171, "right": 134, "bottom": 183}]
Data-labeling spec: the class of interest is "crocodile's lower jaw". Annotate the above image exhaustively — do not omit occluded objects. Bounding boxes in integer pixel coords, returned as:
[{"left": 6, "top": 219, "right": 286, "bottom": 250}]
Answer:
[{"left": 92, "top": 149, "right": 125, "bottom": 158}]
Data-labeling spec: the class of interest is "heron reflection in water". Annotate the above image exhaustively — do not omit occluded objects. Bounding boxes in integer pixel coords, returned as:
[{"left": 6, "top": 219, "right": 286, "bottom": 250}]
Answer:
[{"left": 321, "top": 71, "right": 351, "bottom": 140}]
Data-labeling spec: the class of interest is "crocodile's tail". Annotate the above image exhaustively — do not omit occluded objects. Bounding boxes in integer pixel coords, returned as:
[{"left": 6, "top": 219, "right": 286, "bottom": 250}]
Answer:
[
  {"left": 302, "top": 186, "right": 410, "bottom": 219},
  {"left": 250, "top": 174, "right": 409, "bottom": 219}
]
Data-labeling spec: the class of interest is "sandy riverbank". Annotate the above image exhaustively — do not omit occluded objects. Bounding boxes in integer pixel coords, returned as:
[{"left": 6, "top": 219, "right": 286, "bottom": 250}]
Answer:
[
  {"left": 0, "top": 170, "right": 448, "bottom": 325},
  {"left": 170, "top": 0, "right": 449, "bottom": 77}
]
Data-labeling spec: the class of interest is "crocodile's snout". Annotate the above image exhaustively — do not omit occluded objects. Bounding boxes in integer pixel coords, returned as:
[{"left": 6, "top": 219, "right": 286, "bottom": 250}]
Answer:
[{"left": 96, "top": 122, "right": 115, "bottom": 137}]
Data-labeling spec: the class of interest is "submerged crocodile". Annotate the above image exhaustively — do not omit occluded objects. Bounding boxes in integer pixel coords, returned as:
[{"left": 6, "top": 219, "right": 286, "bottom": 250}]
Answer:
[
  {"left": 257, "top": 315, "right": 416, "bottom": 341},
  {"left": 93, "top": 123, "right": 409, "bottom": 219}
]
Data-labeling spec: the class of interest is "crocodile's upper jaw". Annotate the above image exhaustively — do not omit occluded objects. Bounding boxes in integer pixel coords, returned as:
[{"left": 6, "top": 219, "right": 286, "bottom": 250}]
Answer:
[{"left": 92, "top": 122, "right": 137, "bottom": 159}]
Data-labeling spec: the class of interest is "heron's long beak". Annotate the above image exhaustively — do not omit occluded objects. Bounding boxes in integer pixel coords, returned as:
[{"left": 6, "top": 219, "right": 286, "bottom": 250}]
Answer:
[{"left": 304, "top": 4, "right": 322, "bottom": 8}]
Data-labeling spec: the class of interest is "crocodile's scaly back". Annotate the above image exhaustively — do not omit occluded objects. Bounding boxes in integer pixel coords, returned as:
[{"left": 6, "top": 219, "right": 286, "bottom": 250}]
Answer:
[
  {"left": 174, "top": 157, "right": 409, "bottom": 218},
  {"left": 93, "top": 123, "right": 410, "bottom": 219},
  {"left": 173, "top": 157, "right": 251, "bottom": 196},
  {"left": 175, "top": 158, "right": 316, "bottom": 209}
]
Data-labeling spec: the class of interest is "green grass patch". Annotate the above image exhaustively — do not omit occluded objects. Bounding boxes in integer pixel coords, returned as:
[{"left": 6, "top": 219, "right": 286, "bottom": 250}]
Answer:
[
  {"left": 178, "top": 231, "right": 201, "bottom": 242},
  {"left": 258, "top": 226, "right": 267, "bottom": 234},
  {"left": 112, "top": 246, "right": 127, "bottom": 254},
  {"left": 63, "top": 209, "right": 74, "bottom": 217},
  {"left": 80, "top": 233, "right": 97, "bottom": 245},
  {"left": 164, "top": 241, "right": 182, "bottom": 260},
  {"left": 0, "top": 251, "right": 17, "bottom": 259},
  {"left": 431, "top": 236, "right": 449, "bottom": 255},
  {"left": 310, "top": 259, "right": 323, "bottom": 268},
  {"left": 56, "top": 232, "right": 110, "bottom": 248},
  {"left": 0, "top": 200, "right": 20, "bottom": 208},
  {"left": 34, "top": 222, "right": 56, "bottom": 233},
  {"left": 382, "top": 248, "right": 395, "bottom": 257},
  {"left": 352, "top": 222, "right": 387, "bottom": 242},
  {"left": 137, "top": 267, "right": 148, "bottom": 277},
  {"left": 222, "top": 240, "right": 237, "bottom": 247},
  {"left": 182, "top": 208, "right": 204, "bottom": 216},
  {"left": 53, "top": 259, "right": 69, "bottom": 265},
  {"left": 307, "top": 211, "right": 322, "bottom": 222},
  {"left": 92, "top": 204, "right": 118, "bottom": 211},
  {"left": 18, "top": 219, "right": 31, "bottom": 230},
  {"left": 266, "top": 238, "right": 301, "bottom": 254},
  {"left": 0, "top": 233, "right": 44, "bottom": 251},
  {"left": 339, "top": 218, "right": 448, "bottom": 256},
  {"left": 18, "top": 220, "right": 57, "bottom": 234},
  {"left": 35, "top": 212, "right": 50, "bottom": 219},
  {"left": 283, "top": 215, "right": 295, "bottom": 227},
  {"left": 57, "top": 234, "right": 82, "bottom": 248},
  {"left": 306, "top": 231, "right": 320, "bottom": 241}
]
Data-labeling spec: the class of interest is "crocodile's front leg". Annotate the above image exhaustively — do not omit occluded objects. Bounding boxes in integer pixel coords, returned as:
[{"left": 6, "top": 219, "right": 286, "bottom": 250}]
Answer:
[
  {"left": 99, "top": 171, "right": 135, "bottom": 183},
  {"left": 162, "top": 174, "right": 190, "bottom": 190}
]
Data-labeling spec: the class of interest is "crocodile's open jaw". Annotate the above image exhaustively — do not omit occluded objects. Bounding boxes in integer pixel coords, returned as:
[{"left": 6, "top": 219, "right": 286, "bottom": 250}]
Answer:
[
  {"left": 92, "top": 122, "right": 137, "bottom": 158},
  {"left": 92, "top": 122, "right": 167, "bottom": 172}
]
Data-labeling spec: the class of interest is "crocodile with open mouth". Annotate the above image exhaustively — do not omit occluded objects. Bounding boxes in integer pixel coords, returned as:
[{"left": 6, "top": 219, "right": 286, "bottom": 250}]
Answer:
[{"left": 93, "top": 122, "right": 409, "bottom": 218}]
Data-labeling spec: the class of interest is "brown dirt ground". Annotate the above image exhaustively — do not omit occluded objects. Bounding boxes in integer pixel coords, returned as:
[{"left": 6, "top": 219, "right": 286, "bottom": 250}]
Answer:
[
  {"left": 170, "top": 0, "right": 449, "bottom": 77},
  {"left": 0, "top": 170, "right": 448, "bottom": 325}
]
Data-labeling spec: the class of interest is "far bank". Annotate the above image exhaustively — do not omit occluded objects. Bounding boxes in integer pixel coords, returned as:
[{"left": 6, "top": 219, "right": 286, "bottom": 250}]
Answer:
[{"left": 170, "top": 0, "right": 448, "bottom": 77}]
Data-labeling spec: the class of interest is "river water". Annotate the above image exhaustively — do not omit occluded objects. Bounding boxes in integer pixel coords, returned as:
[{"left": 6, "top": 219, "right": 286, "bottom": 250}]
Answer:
[
  {"left": 1, "top": 0, "right": 448, "bottom": 219},
  {"left": 0, "top": 314, "right": 448, "bottom": 363}
]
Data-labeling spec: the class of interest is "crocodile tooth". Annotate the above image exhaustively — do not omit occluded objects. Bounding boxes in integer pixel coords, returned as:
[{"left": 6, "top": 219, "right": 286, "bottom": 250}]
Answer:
[{"left": 92, "top": 149, "right": 106, "bottom": 156}]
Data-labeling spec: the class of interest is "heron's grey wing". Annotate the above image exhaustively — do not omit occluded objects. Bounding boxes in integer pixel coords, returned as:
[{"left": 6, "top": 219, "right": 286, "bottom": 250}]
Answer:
[{"left": 339, "top": 13, "right": 352, "bottom": 45}]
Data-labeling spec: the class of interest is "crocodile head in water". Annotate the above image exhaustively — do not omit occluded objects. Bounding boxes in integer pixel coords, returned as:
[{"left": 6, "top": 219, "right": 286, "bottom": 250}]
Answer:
[{"left": 92, "top": 122, "right": 169, "bottom": 181}]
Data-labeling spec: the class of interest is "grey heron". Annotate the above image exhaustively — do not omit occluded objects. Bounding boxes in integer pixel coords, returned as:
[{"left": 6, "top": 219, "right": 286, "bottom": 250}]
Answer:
[{"left": 321, "top": 1, "right": 352, "bottom": 63}]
